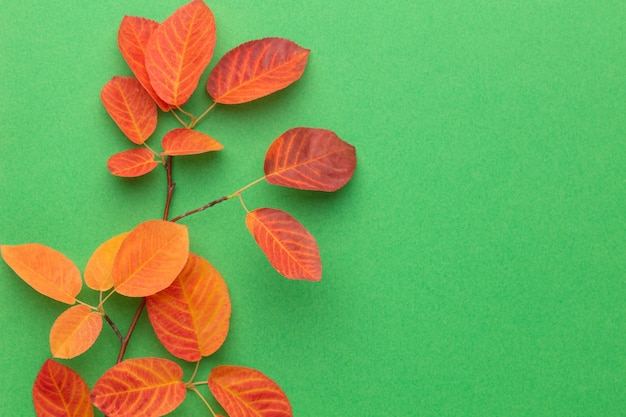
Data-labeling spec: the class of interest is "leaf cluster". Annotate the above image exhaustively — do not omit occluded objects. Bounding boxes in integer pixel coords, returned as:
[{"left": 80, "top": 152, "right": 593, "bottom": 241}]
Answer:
[{"left": 1, "top": 1, "right": 357, "bottom": 416}]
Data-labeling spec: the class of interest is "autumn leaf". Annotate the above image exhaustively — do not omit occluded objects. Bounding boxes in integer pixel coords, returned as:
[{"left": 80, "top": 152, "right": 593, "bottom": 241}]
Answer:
[
  {"left": 84, "top": 232, "right": 129, "bottom": 291},
  {"left": 209, "top": 365, "right": 292, "bottom": 417},
  {"left": 107, "top": 148, "right": 159, "bottom": 178},
  {"left": 33, "top": 359, "right": 93, "bottom": 417},
  {"left": 91, "top": 357, "right": 186, "bottom": 417},
  {"left": 207, "top": 37, "right": 310, "bottom": 104},
  {"left": 264, "top": 127, "right": 356, "bottom": 192},
  {"left": 246, "top": 208, "right": 321, "bottom": 281},
  {"left": 50, "top": 305, "right": 103, "bottom": 359},
  {"left": 145, "top": 0, "right": 216, "bottom": 106},
  {"left": 161, "top": 128, "right": 224, "bottom": 156},
  {"left": 111, "top": 220, "right": 189, "bottom": 297},
  {"left": 1, "top": 244, "right": 81, "bottom": 304},
  {"left": 118, "top": 16, "right": 172, "bottom": 111},
  {"left": 146, "top": 252, "right": 231, "bottom": 361},
  {"left": 101, "top": 76, "right": 158, "bottom": 144}
]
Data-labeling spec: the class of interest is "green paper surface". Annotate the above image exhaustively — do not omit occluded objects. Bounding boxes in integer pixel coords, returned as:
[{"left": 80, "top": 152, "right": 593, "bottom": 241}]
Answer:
[{"left": 1, "top": 1, "right": 625, "bottom": 415}]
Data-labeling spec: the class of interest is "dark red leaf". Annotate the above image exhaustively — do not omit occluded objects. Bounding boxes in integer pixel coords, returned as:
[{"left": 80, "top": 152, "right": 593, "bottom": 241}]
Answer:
[
  {"left": 207, "top": 37, "right": 310, "bottom": 104},
  {"left": 107, "top": 148, "right": 159, "bottom": 178},
  {"left": 33, "top": 359, "right": 93, "bottom": 417}
]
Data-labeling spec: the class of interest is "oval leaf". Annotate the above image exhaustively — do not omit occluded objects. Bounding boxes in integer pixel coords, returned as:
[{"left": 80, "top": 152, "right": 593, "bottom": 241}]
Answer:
[
  {"left": 118, "top": 16, "right": 172, "bottom": 111},
  {"left": 101, "top": 76, "right": 158, "bottom": 144},
  {"left": 209, "top": 365, "right": 292, "bottom": 417},
  {"left": 207, "top": 37, "right": 310, "bottom": 104},
  {"left": 264, "top": 127, "right": 356, "bottom": 192},
  {"left": 50, "top": 305, "right": 103, "bottom": 359},
  {"left": 84, "top": 232, "right": 129, "bottom": 291},
  {"left": 112, "top": 220, "right": 189, "bottom": 297},
  {"left": 33, "top": 359, "right": 94, "bottom": 417},
  {"left": 245, "top": 208, "right": 321, "bottom": 281},
  {"left": 1, "top": 244, "right": 81, "bottom": 304},
  {"left": 91, "top": 357, "right": 186, "bottom": 417},
  {"left": 145, "top": 0, "right": 216, "bottom": 106},
  {"left": 107, "top": 148, "right": 159, "bottom": 178},
  {"left": 146, "top": 252, "right": 231, "bottom": 361},
  {"left": 162, "top": 128, "right": 224, "bottom": 156}
]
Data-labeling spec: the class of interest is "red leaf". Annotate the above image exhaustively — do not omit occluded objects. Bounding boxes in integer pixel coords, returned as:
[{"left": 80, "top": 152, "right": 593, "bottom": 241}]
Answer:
[
  {"left": 161, "top": 128, "right": 224, "bottom": 156},
  {"left": 101, "top": 76, "right": 158, "bottom": 144},
  {"left": 33, "top": 359, "right": 93, "bottom": 417},
  {"left": 147, "top": 253, "right": 231, "bottom": 361},
  {"left": 209, "top": 365, "right": 292, "bottom": 417},
  {"left": 145, "top": 0, "right": 216, "bottom": 106},
  {"left": 245, "top": 208, "right": 321, "bottom": 281},
  {"left": 1, "top": 244, "right": 81, "bottom": 304},
  {"left": 118, "top": 16, "right": 173, "bottom": 111},
  {"left": 84, "top": 232, "right": 129, "bottom": 291},
  {"left": 91, "top": 357, "right": 186, "bottom": 417},
  {"left": 112, "top": 220, "right": 189, "bottom": 297},
  {"left": 50, "top": 305, "right": 103, "bottom": 359},
  {"left": 107, "top": 148, "right": 159, "bottom": 178},
  {"left": 207, "top": 37, "right": 310, "bottom": 104},
  {"left": 264, "top": 127, "right": 356, "bottom": 192}
]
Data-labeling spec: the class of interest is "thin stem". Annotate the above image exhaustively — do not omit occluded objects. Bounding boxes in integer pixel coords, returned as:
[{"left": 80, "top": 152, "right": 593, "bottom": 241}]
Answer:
[
  {"left": 228, "top": 176, "right": 266, "bottom": 198},
  {"left": 238, "top": 192, "right": 250, "bottom": 213},
  {"left": 116, "top": 298, "right": 147, "bottom": 363},
  {"left": 186, "top": 360, "right": 202, "bottom": 385},
  {"left": 163, "top": 156, "right": 176, "bottom": 221},
  {"left": 189, "top": 386, "right": 218, "bottom": 416},
  {"left": 170, "top": 108, "right": 189, "bottom": 128},
  {"left": 176, "top": 106, "right": 196, "bottom": 125},
  {"left": 169, "top": 195, "right": 230, "bottom": 223},
  {"left": 190, "top": 101, "right": 217, "bottom": 128},
  {"left": 103, "top": 313, "right": 124, "bottom": 343},
  {"left": 143, "top": 142, "right": 164, "bottom": 163}
]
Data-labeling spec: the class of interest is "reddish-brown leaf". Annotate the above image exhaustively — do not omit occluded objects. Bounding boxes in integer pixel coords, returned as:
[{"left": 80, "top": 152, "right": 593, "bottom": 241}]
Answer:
[
  {"left": 161, "top": 128, "right": 224, "bottom": 156},
  {"left": 101, "top": 76, "right": 158, "bottom": 144},
  {"left": 264, "top": 127, "right": 356, "bottom": 192},
  {"left": 118, "top": 16, "right": 172, "bottom": 111},
  {"left": 207, "top": 37, "right": 310, "bottom": 105},
  {"left": 107, "top": 148, "right": 159, "bottom": 178},
  {"left": 84, "top": 232, "right": 129, "bottom": 291},
  {"left": 1, "top": 244, "right": 81, "bottom": 304},
  {"left": 33, "top": 359, "right": 94, "bottom": 417},
  {"left": 112, "top": 220, "right": 189, "bottom": 297},
  {"left": 50, "top": 305, "right": 103, "bottom": 359},
  {"left": 245, "top": 208, "right": 321, "bottom": 281},
  {"left": 146, "top": 252, "right": 231, "bottom": 362},
  {"left": 91, "top": 357, "right": 186, "bottom": 417},
  {"left": 145, "top": 0, "right": 216, "bottom": 106},
  {"left": 209, "top": 365, "right": 292, "bottom": 417}
]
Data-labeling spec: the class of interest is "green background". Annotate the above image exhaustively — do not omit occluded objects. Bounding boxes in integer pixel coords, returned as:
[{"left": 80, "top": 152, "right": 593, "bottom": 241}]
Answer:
[{"left": 1, "top": 1, "right": 625, "bottom": 415}]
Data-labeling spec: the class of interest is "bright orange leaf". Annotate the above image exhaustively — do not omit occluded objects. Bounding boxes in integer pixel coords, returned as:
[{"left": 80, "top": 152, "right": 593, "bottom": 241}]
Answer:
[
  {"left": 91, "top": 357, "right": 186, "bottom": 417},
  {"left": 264, "top": 127, "right": 356, "bottom": 192},
  {"left": 161, "top": 128, "right": 224, "bottom": 156},
  {"left": 209, "top": 365, "right": 292, "bottom": 417},
  {"left": 146, "top": 252, "right": 231, "bottom": 361},
  {"left": 84, "top": 232, "right": 129, "bottom": 291},
  {"left": 207, "top": 37, "right": 310, "bottom": 104},
  {"left": 245, "top": 208, "right": 321, "bottom": 281},
  {"left": 33, "top": 359, "right": 94, "bottom": 417},
  {"left": 145, "top": 0, "right": 216, "bottom": 106},
  {"left": 118, "top": 16, "right": 172, "bottom": 111},
  {"left": 50, "top": 305, "right": 103, "bottom": 359},
  {"left": 101, "top": 76, "right": 158, "bottom": 144},
  {"left": 0, "top": 244, "right": 81, "bottom": 304},
  {"left": 111, "top": 220, "right": 189, "bottom": 297},
  {"left": 107, "top": 148, "right": 159, "bottom": 178}
]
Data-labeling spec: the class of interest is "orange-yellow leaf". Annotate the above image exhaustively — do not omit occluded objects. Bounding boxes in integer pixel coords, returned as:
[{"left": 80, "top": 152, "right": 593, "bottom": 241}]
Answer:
[
  {"left": 145, "top": 0, "right": 216, "bottom": 106},
  {"left": 146, "top": 252, "right": 231, "bottom": 361},
  {"left": 161, "top": 128, "right": 224, "bottom": 156},
  {"left": 107, "top": 148, "right": 159, "bottom": 178},
  {"left": 112, "top": 220, "right": 189, "bottom": 297},
  {"left": 207, "top": 37, "right": 310, "bottom": 104},
  {"left": 101, "top": 76, "right": 158, "bottom": 144},
  {"left": 264, "top": 127, "right": 357, "bottom": 192},
  {"left": 1, "top": 244, "right": 81, "bottom": 304},
  {"left": 91, "top": 357, "right": 186, "bottom": 417},
  {"left": 118, "top": 16, "right": 173, "bottom": 111},
  {"left": 50, "top": 305, "right": 103, "bottom": 359},
  {"left": 245, "top": 208, "right": 321, "bottom": 281},
  {"left": 33, "top": 359, "right": 94, "bottom": 417},
  {"left": 84, "top": 232, "right": 129, "bottom": 291},
  {"left": 209, "top": 365, "right": 292, "bottom": 417}
]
